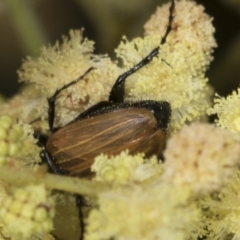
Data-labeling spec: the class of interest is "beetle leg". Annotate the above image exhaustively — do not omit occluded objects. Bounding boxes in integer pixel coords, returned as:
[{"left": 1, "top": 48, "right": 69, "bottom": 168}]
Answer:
[
  {"left": 34, "top": 133, "right": 68, "bottom": 174},
  {"left": 47, "top": 67, "right": 95, "bottom": 132},
  {"left": 40, "top": 149, "right": 68, "bottom": 175},
  {"left": 75, "top": 195, "right": 85, "bottom": 240},
  {"left": 108, "top": 48, "right": 159, "bottom": 103},
  {"left": 109, "top": 0, "right": 175, "bottom": 104},
  {"left": 33, "top": 132, "right": 49, "bottom": 146}
]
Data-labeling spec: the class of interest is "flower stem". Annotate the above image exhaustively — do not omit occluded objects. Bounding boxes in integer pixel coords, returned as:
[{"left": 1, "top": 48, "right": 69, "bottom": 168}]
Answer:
[{"left": 0, "top": 166, "right": 109, "bottom": 196}]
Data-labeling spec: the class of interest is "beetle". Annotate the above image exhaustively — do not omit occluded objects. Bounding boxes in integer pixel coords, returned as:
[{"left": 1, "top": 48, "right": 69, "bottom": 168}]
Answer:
[
  {"left": 33, "top": 1, "right": 175, "bottom": 239},
  {"left": 35, "top": 0, "right": 175, "bottom": 179}
]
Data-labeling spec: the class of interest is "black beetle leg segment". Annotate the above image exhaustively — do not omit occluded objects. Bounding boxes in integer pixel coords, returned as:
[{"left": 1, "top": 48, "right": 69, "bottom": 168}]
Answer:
[
  {"left": 33, "top": 132, "right": 49, "bottom": 146},
  {"left": 34, "top": 133, "right": 68, "bottom": 174},
  {"left": 161, "top": 0, "right": 175, "bottom": 46},
  {"left": 76, "top": 196, "right": 85, "bottom": 240},
  {"left": 108, "top": 48, "right": 159, "bottom": 103},
  {"left": 41, "top": 149, "right": 68, "bottom": 174},
  {"left": 108, "top": 0, "right": 175, "bottom": 104},
  {"left": 47, "top": 67, "right": 95, "bottom": 133}
]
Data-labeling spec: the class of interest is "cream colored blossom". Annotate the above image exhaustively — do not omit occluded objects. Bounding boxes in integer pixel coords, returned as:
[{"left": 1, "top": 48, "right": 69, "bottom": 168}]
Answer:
[
  {"left": 0, "top": 182, "right": 10, "bottom": 240},
  {"left": 0, "top": 184, "right": 55, "bottom": 240},
  {"left": 0, "top": 115, "right": 41, "bottom": 166},
  {"left": 92, "top": 150, "right": 162, "bottom": 185},
  {"left": 144, "top": 0, "right": 216, "bottom": 63},
  {"left": 116, "top": 0, "right": 217, "bottom": 131},
  {"left": 197, "top": 171, "right": 240, "bottom": 239},
  {"left": 0, "top": 85, "right": 43, "bottom": 125},
  {"left": 208, "top": 90, "right": 240, "bottom": 134},
  {"left": 162, "top": 123, "right": 240, "bottom": 195},
  {"left": 85, "top": 182, "right": 198, "bottom": 240},
  {"left": 0, "top": 85, "right": 50, "bottom": 134},
  {"left": 18, "top": 30, "right": 120, "bottom": 127}
]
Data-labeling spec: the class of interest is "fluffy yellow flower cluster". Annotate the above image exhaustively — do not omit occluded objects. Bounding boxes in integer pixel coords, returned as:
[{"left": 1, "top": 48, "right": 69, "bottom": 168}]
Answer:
[
  {"left": 197, "top": 171, "right": 240, "bottom": 239},
  {"left": 116, "top": 0, "right": 217, "bottom": 130},
  {"left": 17, "top": 30, "right": 120, "bottom": 127},
  {"left": 0, "top": 115, "right": 40, "bottom": 166},
  {"left": 0, "top": 115, "right": 24, "bottom": 160},
  {"left": 209, "top": 90, "right": 240, "bottom": 134},
  {"left": 205, "top": 84, "right": 240, "bottom": 240},
  {"left": 92, "top": 150, "right": 162, "bottom": 184},
  {"left": 162, "top": 123, "right": 240, "bottom": 195},
  {"left": 1, "top": 0, "right": 239, "bottom": 239},
  {"left": 0, "top": 184, "right": 55, "bottom": 240},
  {"left": 85, "top": 183, "right": 198, "bottom": 240}
]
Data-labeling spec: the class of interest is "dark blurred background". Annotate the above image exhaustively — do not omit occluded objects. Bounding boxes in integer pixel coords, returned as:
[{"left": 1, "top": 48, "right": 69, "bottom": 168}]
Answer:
[{"left": 0, "top": 0, "right": 239, "bottom": 98}]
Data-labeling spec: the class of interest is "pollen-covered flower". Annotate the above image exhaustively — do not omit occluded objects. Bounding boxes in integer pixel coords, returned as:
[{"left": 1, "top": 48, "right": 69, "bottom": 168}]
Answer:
[
  {"left": 116, "top": 0, "right": 217, "bottom": 131},
  {"left": 0, "top": 115, "right": 41, "bottom": 166},
  {"left": 91, "top": 150, "right": 162, "bottom": 185},
  {"left": 208, "top": 90, "right": 240, "bottom": 134},
  {"left": 0, "top": 84, "right": 43, "bottom": 125},
  {"left": 18, "top": 30, "right": 120, "bottom": 127},
  {"left": 162, "top": 123, "right": 240, "bottom": 195},
  {"left": 197, "top": 171, "right": 240, "bottom": 239},
  {"left": 85, "top": 182, "right": 199, "bottom": 240},
  {"left": 0, "top": 184, "right": 55, "bottom": 240}
]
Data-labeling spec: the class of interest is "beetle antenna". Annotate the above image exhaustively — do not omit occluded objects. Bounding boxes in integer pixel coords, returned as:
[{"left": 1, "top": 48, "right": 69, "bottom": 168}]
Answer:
[
  {"left": 109, "top": 0, "right": 175, "bottom": 103},
  {"left": 160, "top": 0, "right": 175, "bottom": 46},
  {"left": 47, "top": 67, "right": 95, "bottom": 132},
  {"left": 161, "top": 58, "right": 173, "bottom": 69}
]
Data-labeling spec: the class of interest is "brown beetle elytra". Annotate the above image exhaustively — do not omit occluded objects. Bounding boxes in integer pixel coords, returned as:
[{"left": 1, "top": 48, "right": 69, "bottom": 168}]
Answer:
[
  {"left": 46, "top": 107, "right": 168, "bottom": 178},
  {"left": 35, "top": 0, "right": 175, "bottom": 179}
]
